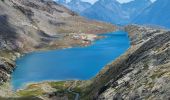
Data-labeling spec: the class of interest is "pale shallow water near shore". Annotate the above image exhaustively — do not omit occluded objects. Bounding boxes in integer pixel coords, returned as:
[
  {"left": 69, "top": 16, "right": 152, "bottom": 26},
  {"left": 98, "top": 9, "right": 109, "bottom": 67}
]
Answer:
[{"left": 11, "top": 31, "right": 130, "bottom": 90}]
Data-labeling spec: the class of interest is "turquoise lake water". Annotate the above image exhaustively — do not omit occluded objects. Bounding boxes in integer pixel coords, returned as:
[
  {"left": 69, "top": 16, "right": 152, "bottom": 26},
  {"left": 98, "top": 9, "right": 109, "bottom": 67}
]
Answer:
[{"left": 11, "top": 31, "right": 130, "bottom": 89}]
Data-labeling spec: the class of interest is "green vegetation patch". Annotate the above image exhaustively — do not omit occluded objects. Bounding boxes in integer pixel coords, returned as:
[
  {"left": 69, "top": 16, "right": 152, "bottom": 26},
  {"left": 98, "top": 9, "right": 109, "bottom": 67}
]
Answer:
[{"left": 17, "top": 88, "right": 44, "bottom": 97}]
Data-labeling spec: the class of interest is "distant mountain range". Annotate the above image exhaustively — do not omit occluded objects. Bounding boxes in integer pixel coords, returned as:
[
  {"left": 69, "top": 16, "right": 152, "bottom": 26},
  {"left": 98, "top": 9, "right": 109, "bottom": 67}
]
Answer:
[
  {"left": 82, "top": 0, "right": 152, "bottom": 25},
  {"left": 134, "top": 0, "right": 170, "bottom": 28},
  {"left": 56, "top": 0, "right": 170, "bottom": 28},
  {"left": 56, "top": 0, "right": 151, "bottom": 24}
]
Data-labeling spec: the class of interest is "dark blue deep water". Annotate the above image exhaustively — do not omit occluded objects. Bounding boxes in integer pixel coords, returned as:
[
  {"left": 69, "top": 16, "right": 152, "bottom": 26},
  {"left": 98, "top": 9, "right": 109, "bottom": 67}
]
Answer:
[{"left": 11, "top": 31, "right": 130, "bottom": 89}]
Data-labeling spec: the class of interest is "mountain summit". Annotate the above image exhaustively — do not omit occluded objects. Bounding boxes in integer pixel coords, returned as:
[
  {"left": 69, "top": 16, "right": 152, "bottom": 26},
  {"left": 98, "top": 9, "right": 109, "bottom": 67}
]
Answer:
[
  {"left": 81, "top": 0, "right": 126, "bottom": 24},
  {"left": 67, "top": 0, "right": 92, "bottom": 13},
  {"left": 56, "top": 0, "right": 92, "bottom": 13},
  {"left": 81, "top": 0, "right": 151, "bottom": 25}
]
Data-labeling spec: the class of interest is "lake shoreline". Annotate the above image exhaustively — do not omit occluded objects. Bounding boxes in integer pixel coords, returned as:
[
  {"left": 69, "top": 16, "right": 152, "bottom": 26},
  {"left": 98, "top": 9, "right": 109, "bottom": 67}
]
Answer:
[
  {"left": 0, "top": 28, "right": 116, "bottom": 98},
  {"left": 9, "top": 30, "right": 117, "bottom": 90},
  {"left": 12, "top": 30, "right": 130, "bottom": 90}
]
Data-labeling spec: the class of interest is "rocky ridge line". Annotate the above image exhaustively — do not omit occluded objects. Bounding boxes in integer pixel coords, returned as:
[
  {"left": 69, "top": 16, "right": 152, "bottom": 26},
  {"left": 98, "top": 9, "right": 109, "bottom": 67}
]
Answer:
[{"left": 94, "top": 25, "right": 170, "bottom": 99}]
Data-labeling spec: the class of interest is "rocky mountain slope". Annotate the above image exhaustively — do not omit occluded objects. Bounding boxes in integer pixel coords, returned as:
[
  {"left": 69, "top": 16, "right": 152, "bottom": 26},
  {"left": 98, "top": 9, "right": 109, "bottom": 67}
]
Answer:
[
  {"left": 0, "top": 0, "right": 115, "bottom": 96},
  {"left": 83, "top": 25, "right": 170, "bottom": 99},
  {"left": 134, "top": 0, "right": 170, "bottom": 28}
]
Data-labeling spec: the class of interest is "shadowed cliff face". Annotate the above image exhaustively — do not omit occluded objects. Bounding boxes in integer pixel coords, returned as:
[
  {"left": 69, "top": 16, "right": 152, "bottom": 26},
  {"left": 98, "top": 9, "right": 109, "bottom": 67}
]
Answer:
[
  {"left": 0, "top": 15, "right": 18, "bottom": 50},
  {"left": 0, "top": 15, "right": 17, "bottom": 38}
]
